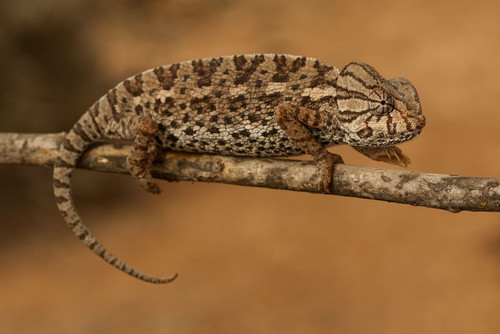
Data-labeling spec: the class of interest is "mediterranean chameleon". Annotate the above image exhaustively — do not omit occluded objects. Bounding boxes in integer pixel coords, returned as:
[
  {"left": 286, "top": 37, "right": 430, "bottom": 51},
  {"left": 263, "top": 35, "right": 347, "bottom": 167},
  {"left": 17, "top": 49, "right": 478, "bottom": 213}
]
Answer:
[{"left": 53, "top": 54, "right": 426, "bottom": 284}]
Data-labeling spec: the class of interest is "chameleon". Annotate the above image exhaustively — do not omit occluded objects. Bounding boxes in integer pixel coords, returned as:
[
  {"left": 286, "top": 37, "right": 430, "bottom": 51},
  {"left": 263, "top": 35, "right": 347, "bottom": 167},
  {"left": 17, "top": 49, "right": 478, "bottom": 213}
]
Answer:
[{"left": 53, "top": 54, "right": 426, "bottom": 284}]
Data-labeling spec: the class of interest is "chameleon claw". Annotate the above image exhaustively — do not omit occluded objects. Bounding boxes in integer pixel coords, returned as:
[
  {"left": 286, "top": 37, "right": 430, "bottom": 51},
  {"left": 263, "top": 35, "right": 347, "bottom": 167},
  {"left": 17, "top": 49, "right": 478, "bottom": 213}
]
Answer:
[
  {"left": 146, "top": 181, "right": 162, "bottom": 195},
  {"left": 317, "top": 152, "right": 343, "bottom": 194}
]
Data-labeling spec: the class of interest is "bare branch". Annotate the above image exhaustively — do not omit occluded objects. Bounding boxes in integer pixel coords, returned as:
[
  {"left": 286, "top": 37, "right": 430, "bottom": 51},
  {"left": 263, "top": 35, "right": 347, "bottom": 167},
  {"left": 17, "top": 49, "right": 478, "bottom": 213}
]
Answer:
[{"left": 1, "top": 132, "right": 499, "bottom": 213}]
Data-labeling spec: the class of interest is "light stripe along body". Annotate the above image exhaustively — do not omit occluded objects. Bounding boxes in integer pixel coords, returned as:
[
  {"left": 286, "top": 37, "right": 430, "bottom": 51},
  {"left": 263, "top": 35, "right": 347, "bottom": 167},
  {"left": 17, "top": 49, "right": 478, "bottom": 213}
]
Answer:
[{"left": 53, "top": 54, "right": 425, "bottom": 283}]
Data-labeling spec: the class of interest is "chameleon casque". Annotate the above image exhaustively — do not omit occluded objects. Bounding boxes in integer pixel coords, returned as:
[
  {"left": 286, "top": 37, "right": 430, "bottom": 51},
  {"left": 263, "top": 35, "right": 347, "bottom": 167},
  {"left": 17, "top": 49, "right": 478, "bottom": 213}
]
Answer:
[{"left": 53, "top": 54, "right": 426, "bottom": 284}]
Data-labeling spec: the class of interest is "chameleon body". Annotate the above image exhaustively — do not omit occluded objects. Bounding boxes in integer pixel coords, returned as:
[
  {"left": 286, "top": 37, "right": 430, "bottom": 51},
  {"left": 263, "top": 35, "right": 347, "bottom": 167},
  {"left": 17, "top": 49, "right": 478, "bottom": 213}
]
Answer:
[{"left": 53, "top": 54, "right": 425, "bottom": 284}]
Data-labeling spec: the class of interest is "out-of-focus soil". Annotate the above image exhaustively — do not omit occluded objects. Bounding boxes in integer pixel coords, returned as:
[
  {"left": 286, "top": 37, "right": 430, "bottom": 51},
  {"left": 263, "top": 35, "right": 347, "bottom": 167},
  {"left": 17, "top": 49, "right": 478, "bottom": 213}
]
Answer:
[{"left": 1, "top": 1, "right": 500, "bottom": 333}]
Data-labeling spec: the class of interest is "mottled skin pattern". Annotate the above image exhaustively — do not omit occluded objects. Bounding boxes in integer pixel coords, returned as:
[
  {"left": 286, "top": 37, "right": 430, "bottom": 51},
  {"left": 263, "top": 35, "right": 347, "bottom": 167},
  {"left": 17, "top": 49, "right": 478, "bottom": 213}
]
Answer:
[{"left": 53, "top": 54, "right": 426, "bottom": 284}]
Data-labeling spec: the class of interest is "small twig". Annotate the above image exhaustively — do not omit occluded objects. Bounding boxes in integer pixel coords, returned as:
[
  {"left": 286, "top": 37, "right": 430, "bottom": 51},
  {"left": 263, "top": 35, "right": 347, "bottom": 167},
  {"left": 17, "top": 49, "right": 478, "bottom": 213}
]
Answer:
[{"left": 1, "top": 132, "right": 499, "bottom": 213}]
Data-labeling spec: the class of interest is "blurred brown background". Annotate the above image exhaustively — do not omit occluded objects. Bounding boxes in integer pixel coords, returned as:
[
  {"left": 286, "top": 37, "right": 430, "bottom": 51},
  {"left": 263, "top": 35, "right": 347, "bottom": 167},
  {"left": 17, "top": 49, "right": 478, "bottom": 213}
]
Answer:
[{"left": 1, "top": 0, "right": 500, "bottom": 333}]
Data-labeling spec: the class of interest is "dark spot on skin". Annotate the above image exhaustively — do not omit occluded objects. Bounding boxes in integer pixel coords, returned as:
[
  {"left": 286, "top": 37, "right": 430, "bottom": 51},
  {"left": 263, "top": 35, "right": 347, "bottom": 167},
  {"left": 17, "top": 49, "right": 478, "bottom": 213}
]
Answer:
[
  {"left": 135, "top": 105, "right": 143, "bottom": 113},
  {"left": 179, "top": 87, "right": 186, "bottom": 94},
  {"left": 229, "top": 95, "right": 247, "bottom": 112},
  {"left": 179, "top": 103, "right": 187, "bottom": 110},
  {"left": 166, "top": 134, "right": 179, "bottom": 142},
  {"left": 234, "top": 54, "right": 265, "bottom": 85},
  {"left": 53, "top": 178, "right": 70, "bottom": 189},
  {"left": 195, "top": 121, "right": 204, "bottom": 127},
  {"left": 192, "top": 59, "right": 213, "bottom": 87},
  {"left": 73, "top": 123, "right": 92, "bottom": 142},
  {"left": 197, "top": 76, "right": 211, "bottom": 88},
  {"left": 272, "top": 54, "right": 290, "bottom": 82},
  {"left": 63, "top": 140, "right": 78, "bottom": 153},
  {"left": 231, "top": 133, "right": 240, "bottom": 139},
  {"left": 184, "top": 127, "right": 195, "bottom": 135},
  {"left": 182, "top": 114, "right": 190, "bottom": 123},
  {"left": 300, "top": 96, "right": 311, "bottom": 106},
  {"left": 170, "top": 120, "right": 179, "bottom": 128},
  {"left": 158, "top": 96, "right": 174, "bottom": 110},
  {"left": 224, "top": 116, "right": 233, "bottom": 124},
  {"left": 240, "top": 129, "right": 251, "bottom": 137},
  {"left": 154, "top": 64, "right": 179, "bottom": 90},
  {"left": 291, "top": 56, "right": 307, "bottom": 72},
  {"left": 123, "top": 74, "right": 145, "bottom": 96},
  {"left": 266, "top": 92, "right": 282, "bottom": 100},
  {"left": 248, "top": 114, "right": 260, "bottom": 123},
  {"left": 312, "top": 113, "right": 321, "bottom": 126},
  {"left": 233, "top": 55, "right": 247, "bottom": 70},
  {"left": 210, "top": 115, "right": 219, "bottom": 122},
  {"left": 158, "top": 123, "right": 166, "bottom": 132},
  {"left": 106, "top": 89, "right": 118, "bottom": 113},
  {"left": 217, "top": 140, "right": 226, "bottom": 146},
  {"left": 90, "top": 102, "right": 100, "bottom": 117},
  {"left": 310, "top": 61, "right": 334, "bottom": 88},
  {"left": 208, "top": 126, "right": 219, "bottom": 134},
  {"left": 56, "top": 196, "right": 69, "bottom": 204},
  {"left": 357, "top": 126, "right": 373, "bottom": 138}
]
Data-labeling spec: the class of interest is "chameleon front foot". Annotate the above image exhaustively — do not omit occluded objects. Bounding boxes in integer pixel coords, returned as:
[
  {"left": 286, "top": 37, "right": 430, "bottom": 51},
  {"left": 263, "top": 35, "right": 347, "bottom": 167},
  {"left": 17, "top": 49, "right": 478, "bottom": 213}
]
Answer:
[{"left": 316, "top": 152, "right": 344, "bottom": 193}]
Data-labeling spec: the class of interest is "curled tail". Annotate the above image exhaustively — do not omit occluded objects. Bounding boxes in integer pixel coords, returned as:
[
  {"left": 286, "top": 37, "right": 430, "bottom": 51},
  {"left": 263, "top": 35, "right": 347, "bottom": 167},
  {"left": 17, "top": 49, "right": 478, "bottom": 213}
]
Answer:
[{"left": 53, "top": 111, "right": 177, "bottom": 284}]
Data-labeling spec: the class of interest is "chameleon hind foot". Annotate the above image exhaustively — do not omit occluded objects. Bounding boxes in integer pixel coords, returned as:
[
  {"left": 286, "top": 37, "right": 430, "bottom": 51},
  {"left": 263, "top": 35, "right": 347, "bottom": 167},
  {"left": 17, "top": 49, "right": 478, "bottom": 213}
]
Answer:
[{"left": 126, "top": 116, "right": 162, "bottom": 194}]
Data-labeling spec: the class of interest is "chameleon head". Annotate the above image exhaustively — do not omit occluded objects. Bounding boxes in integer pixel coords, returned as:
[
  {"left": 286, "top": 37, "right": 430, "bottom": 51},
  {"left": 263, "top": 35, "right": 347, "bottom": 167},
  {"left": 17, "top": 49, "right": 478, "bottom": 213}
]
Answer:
[{"left": 335, "top": 62, "right": 426, "bottom": 147}]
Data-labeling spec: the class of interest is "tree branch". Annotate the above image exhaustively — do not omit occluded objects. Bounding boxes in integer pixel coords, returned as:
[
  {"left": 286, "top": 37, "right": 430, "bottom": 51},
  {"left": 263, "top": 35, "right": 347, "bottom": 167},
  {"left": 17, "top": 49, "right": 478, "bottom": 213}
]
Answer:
[{"left": 1, "top": 132, "right": 499, "bottom": 213}]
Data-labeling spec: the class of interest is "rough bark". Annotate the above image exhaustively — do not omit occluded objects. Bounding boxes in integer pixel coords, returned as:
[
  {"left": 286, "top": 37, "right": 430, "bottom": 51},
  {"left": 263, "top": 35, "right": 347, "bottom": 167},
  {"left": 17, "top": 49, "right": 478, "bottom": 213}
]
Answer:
[{"left": 1, "top": 132, "right": 499, "bottom": 213}]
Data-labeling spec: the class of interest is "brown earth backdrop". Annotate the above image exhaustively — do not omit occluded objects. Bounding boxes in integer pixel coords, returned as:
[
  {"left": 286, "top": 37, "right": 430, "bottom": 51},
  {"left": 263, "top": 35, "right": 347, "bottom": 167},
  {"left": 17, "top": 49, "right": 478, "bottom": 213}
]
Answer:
[{"left": 1, "top": 0, "right": 500, "bottom": 333}]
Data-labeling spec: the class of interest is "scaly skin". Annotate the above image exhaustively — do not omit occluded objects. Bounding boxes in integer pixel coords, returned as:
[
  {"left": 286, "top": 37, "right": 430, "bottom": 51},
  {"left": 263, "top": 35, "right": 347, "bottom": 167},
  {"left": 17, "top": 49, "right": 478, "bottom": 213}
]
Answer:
[{"left": 53, "top": 54, "right": 426, "bottom": 283}]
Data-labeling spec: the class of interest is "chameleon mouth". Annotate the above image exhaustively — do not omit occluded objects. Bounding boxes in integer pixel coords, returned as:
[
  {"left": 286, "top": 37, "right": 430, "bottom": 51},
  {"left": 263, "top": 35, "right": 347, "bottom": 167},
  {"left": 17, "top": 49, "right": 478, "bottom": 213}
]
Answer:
[
  {"left": 415, "top": 114, "right": 426, "bottom": 132},
  {"left": 402, "top": 113, "right": 425, "bottom": 134}
]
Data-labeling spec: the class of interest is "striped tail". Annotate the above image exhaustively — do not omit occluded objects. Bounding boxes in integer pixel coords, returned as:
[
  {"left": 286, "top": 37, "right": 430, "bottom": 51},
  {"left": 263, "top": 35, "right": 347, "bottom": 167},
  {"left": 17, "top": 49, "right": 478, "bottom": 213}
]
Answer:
[{"left": 53, "top": 112, "right": 177, "bottom": 284}]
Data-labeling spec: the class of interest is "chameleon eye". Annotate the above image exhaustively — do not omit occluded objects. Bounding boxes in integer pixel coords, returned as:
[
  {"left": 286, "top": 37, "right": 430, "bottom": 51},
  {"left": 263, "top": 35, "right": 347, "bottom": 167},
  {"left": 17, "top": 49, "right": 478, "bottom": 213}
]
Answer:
[{"left": 369, "top": 90, "right": 394, "bottom": 115}]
